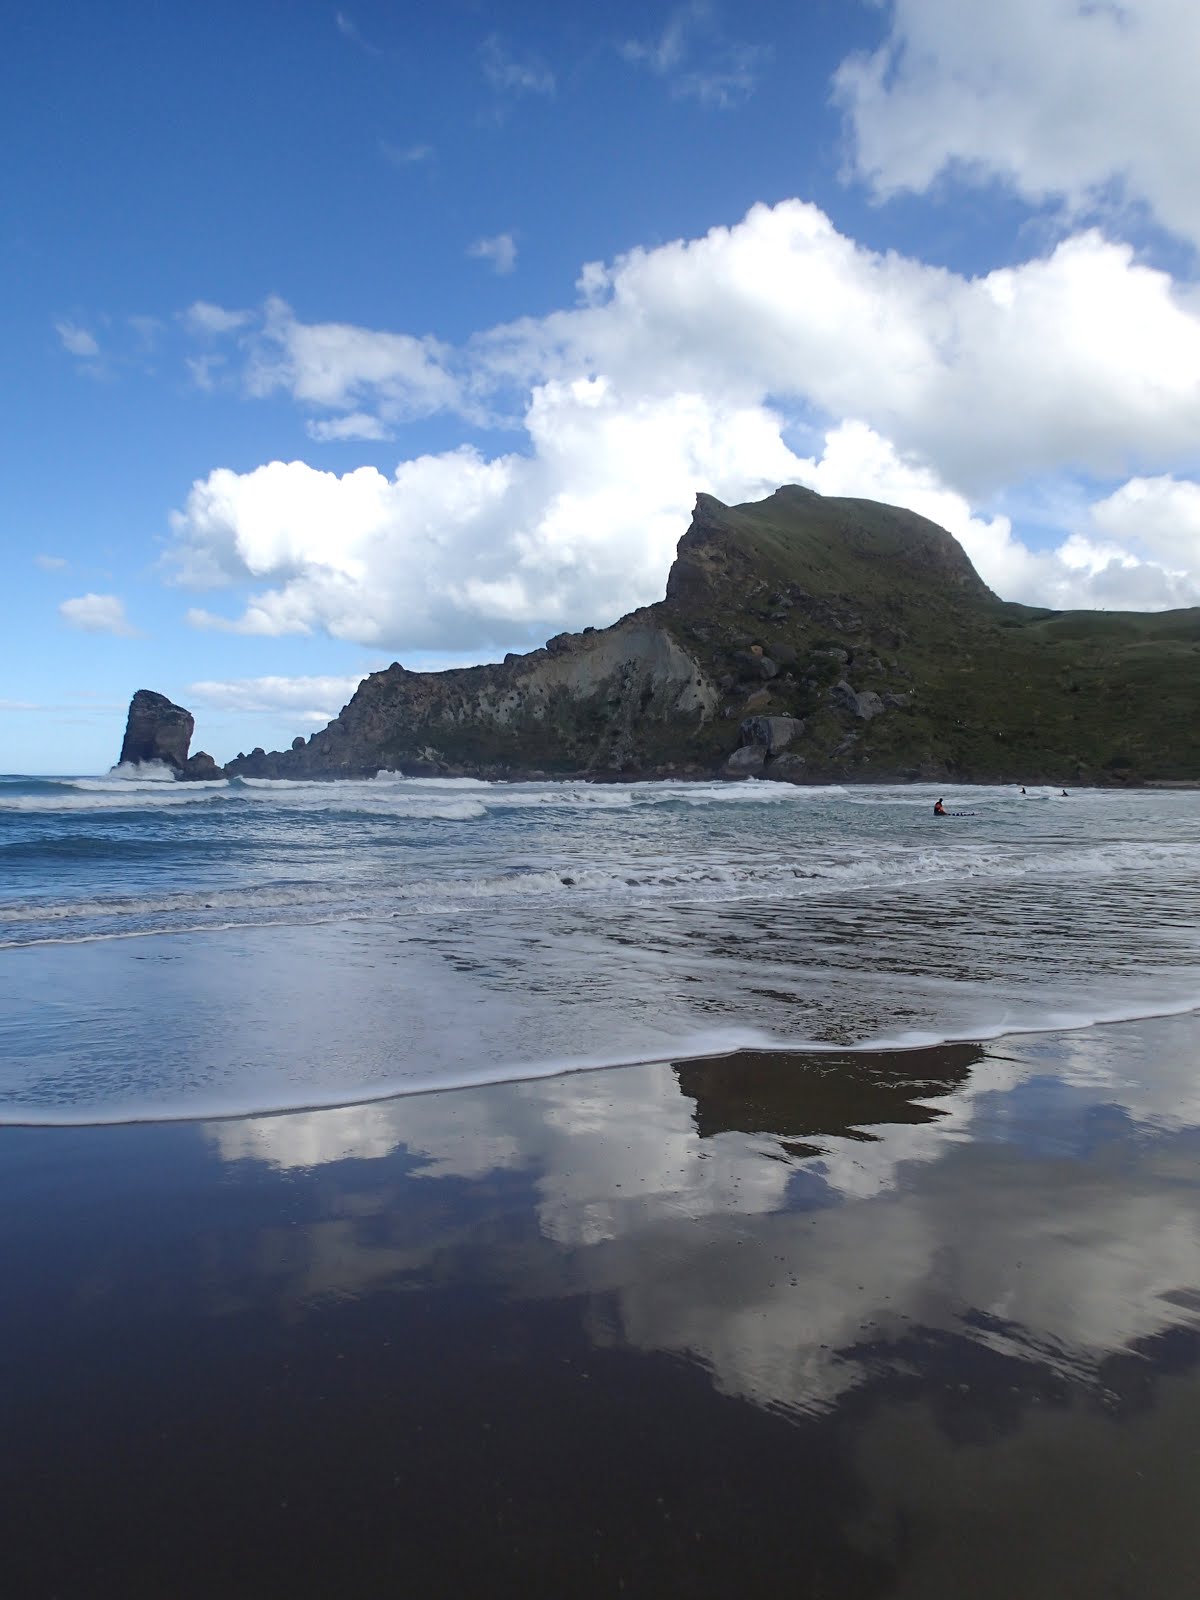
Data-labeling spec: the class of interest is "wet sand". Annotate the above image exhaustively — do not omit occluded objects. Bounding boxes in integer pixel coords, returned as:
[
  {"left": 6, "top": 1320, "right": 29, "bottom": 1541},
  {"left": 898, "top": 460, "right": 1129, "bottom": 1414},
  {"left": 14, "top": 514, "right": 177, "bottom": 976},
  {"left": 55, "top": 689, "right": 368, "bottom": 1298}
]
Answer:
[{"left": 3, "top": 1015, "right": 1200, "bottom": 1598}]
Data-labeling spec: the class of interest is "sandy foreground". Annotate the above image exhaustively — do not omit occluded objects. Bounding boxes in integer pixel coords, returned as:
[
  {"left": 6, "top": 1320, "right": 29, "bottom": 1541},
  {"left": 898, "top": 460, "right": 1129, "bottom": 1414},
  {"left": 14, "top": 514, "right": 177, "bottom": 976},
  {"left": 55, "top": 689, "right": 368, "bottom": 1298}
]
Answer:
[{"left": 3, "top": 1014, "right": 1200, "bottom": 1598}]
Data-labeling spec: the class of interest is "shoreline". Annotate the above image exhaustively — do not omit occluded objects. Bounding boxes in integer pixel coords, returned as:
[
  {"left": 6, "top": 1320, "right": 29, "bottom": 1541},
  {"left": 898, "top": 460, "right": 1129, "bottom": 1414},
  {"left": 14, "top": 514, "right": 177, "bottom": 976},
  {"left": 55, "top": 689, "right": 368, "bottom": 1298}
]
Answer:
[
  {"left": 3, "top": 1000, "right": 1198, "bottom": 1130},
  {"left": 3, "top": 1012, "right": 1199, "bottom": 1596}
]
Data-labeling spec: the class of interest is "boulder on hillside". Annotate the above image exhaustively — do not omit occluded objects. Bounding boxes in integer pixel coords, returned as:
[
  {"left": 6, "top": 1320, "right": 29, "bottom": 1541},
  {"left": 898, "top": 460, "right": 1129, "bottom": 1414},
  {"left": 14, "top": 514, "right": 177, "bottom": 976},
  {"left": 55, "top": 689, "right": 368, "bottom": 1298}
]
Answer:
[
  {"left": 118, "top": 690, "right": 195, "bottom": 772},
  {"left": 725, "top": 745, "right": 767, "bottom": 776},
  {"left": 738, "top": 715, "right": 805, "bottom": 754},
  {"left": 832, "top": 680, "right": 885, "bottom": 720}
]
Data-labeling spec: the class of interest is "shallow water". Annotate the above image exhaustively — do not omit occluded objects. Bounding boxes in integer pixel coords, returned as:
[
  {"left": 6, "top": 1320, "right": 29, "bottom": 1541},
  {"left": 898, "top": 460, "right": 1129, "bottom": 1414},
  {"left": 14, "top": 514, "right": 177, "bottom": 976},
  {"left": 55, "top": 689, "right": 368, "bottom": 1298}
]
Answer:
[
  {"left": 2, "top": 773, "right": 1198, "bottom": 1119},
  {"left": 3, "top": 1013, "right": 1199, "bottom": 1597}
]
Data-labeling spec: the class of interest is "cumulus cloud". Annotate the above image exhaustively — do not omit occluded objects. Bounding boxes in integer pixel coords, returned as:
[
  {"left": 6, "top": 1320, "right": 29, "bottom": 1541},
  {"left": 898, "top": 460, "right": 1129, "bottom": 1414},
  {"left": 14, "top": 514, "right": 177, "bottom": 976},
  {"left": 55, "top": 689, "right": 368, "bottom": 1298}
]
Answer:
[
  {"left": 55, "top": 320, "right": 99, "bottom": 358},
  {"left": 1090, "top": 475, "right": 1200, "bottom": 564},
  {"left": 468, "top": 233, "right": 518, "bottom": 275},
  {"left": 790, "top": 422, "right": 1200, "bottom": 611},
  {"left": 187, "top": 674, "right": 365, "bottom": 723},
  {"left": 169, "top": 389, "right": 803, "bottom": 645},
  {"left": 59, "top": 593, "right": 138, "bottom": 636},
  {"left": 835, "top": 0, "right": 1200, "bottom": 249},
  {"left": 166, "top": 197, "right": 1200, "bottom": 646},
  {"left": 244, "top": 294, "right": 459, "bottom": 424}
]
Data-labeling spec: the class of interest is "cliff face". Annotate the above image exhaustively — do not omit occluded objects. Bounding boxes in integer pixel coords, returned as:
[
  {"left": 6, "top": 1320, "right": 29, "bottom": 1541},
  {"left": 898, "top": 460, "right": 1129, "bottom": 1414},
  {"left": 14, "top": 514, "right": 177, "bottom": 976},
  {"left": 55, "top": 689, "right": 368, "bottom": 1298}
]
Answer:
[
  {"left": 171, "top": 483, "right": 1200, "bottom": 786},
  {"left": 116, "top": 690, "right": 221, "bottom": 779},
  {"left": 118, "top": 690, "right": 195, "bottom": 771},
  {"left": 227, "top": 610, "right": 721, "bottom": 780}
]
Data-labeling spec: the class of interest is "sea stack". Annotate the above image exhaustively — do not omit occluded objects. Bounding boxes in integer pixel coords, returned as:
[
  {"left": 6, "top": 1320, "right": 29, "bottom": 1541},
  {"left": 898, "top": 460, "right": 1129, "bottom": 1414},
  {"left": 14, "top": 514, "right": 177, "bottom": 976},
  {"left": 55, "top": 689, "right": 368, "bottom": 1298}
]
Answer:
[{"left": 118, "top": 689, "right": 194, "bottom": 771}]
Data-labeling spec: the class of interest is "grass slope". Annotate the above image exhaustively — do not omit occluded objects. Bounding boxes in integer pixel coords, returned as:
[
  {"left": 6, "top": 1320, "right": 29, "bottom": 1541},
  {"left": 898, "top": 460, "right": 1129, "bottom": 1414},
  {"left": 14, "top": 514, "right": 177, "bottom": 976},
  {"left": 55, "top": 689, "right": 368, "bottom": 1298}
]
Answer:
[{"left": 658, "top": 486, "right": 1200, "bottom": 784}]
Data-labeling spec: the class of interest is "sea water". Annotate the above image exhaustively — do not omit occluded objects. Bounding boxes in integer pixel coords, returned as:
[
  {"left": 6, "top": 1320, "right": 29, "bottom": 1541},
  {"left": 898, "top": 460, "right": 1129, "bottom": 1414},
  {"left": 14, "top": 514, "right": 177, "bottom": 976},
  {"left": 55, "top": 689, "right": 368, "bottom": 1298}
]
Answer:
[{"left": 1, "top": 770, "right": 1198, "bottom": 1121}]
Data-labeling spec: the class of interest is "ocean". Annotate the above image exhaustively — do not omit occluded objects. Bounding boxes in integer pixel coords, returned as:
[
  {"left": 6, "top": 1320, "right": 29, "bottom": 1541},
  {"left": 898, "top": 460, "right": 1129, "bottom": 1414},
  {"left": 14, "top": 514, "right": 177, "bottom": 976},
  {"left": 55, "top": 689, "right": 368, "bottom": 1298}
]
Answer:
[
  {"left": 2, "top": 768, "right": 1198, "bottom": 1122},
  {"left": 5, "top": 768, "right": 1200, "bottom": 1593}
]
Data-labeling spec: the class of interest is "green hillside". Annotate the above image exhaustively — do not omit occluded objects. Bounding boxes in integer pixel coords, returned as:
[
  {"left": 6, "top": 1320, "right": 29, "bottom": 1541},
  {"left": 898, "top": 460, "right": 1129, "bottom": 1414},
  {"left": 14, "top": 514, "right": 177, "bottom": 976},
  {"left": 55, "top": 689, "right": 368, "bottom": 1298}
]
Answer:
[
  {"left": 657, "top": 486, "right": 1200, "bottom": 784},
  {"left": 220, "top": 484, "right": 1200, "bottom": 785}
]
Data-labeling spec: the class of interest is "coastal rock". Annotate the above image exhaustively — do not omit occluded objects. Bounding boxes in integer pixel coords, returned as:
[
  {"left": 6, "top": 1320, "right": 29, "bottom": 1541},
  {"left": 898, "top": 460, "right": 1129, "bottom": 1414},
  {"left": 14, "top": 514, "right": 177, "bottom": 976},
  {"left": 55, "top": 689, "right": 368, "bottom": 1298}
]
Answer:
[
  {"left": 181, "top": 751, "right": 221, "bottom": 781},
  {"left": 725, "top": 745, "right": 767, "bottom": 776},
  {"left": 186, "top": 484, "right": 1200, "bottom": 786},
  {"left": 118, "top": 690, "right": 195, "bottom": 772},
  {"left": 224, "top": 613, "right": 721, "bottom": 782},
  {"left": 768, "top": 752, "right": 807, "bottom": 778},
  {"left": 738, "top": 716, "right": 805, "bottom": 754}
]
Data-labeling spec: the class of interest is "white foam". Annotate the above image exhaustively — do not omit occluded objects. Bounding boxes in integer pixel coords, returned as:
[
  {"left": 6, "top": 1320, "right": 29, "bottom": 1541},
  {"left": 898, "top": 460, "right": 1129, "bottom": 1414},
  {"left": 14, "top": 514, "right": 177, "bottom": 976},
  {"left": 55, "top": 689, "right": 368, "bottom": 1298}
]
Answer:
[{"left": 6, "top": 1000, "right": 1197, "bottom": 1129}]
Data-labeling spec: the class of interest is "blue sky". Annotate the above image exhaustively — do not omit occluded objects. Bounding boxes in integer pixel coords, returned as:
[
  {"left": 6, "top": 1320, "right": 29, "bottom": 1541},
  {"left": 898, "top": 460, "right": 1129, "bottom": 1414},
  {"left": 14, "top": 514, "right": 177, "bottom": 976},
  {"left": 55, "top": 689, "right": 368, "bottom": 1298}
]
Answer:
[{"left": 6, "top": 0, "right": 1200, "bottom": 773}]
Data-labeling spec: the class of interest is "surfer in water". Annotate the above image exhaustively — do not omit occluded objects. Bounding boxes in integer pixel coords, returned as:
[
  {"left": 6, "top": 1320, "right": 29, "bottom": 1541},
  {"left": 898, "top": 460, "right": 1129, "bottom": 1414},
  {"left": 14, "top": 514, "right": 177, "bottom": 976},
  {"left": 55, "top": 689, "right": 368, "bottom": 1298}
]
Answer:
[{"left": 934, "top": 798, "right": 946, "bottom": 816}]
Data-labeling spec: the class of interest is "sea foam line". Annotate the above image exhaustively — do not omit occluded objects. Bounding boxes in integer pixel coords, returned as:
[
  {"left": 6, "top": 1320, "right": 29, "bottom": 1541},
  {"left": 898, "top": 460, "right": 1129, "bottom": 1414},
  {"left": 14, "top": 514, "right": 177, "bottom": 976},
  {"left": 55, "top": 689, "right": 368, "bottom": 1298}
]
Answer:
[{"left": 4, "top": 998, "right": 1197, "bottom": 1130}]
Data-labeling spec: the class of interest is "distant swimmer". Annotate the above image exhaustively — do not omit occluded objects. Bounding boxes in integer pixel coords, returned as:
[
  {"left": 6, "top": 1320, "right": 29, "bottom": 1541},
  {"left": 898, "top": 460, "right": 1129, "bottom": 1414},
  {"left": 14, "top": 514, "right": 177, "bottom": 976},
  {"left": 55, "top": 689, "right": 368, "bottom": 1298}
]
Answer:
[
  {"left": 934, "top": 798, "right": 946, "bottom": 816},
  {"left": 1061, "top": 789, "right": 1068, "bottom": 797},
  {"left": 1020, "top": 787, "right": 1027, "bottom": 795}
]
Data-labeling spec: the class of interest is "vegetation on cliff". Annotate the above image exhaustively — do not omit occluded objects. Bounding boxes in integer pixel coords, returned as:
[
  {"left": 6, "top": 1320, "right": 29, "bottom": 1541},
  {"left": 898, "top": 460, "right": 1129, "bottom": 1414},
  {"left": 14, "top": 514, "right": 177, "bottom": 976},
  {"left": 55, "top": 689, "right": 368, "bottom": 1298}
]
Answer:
[{"left": 206, "top": 484, "right": 1200, "bottom": 785}]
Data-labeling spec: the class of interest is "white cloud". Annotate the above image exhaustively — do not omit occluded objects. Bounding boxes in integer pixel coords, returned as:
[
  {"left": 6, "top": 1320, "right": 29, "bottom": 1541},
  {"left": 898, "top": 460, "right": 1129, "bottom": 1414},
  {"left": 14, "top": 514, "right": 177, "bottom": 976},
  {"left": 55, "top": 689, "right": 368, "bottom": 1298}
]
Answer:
[
  {"left": 468, "top": 233, "right": 518, "bottom": 275},
  {"left": 245, "top": 294, "right": 459, "bottom": 421},
  {"left": 184, "top": 300, "right": 253, "bottom": 335},
  {"left": 186, "top": 354, "right": 226, "bottom": 392},
  {"left": 187, "top": 674, "right": 365, "bottom": 722},
  {"left": 35, "top": 554, "right": 68, "bottom": 571},
  {"left": 128, "top": 314, "right": 164, "bottom": 349},
  {"left": 789, "top": 422, "right": 1200, "bottom": 611},
  {"left": 59, "top": 593, "right": 138, "bottom": 636},
  {"left": 835, "top": 0, "right": 1200, "bottom": 249},
  {"left": 167, "top": 199, "right": 1200, "bottom": 645},
  {"left": 170, "top": 392, "right": 803, "bottom": 645},
  {"left": 306, "top": 411, "right": 391, "bottom": 442},
  {"left": 1090, "top": 475, "right": 1200, "bottom": 566},
  {"left": 200, "top": 1016, "right": 1200, "bottom": 1420},
  {"left": 481, "top": 35, "right": 555, "bottom": 97},
  {"left": 620, "top": 2, "right": 769, "bottom": 108},
  {"left": 55, "top": 320, "right": 99, "bottom": 358}
]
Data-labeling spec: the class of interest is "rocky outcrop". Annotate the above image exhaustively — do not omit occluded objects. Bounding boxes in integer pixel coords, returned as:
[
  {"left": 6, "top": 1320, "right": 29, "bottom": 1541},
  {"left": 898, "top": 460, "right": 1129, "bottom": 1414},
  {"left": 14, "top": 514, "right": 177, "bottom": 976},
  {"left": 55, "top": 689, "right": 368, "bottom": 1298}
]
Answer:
[
  {"left": 181, "top": 751, "right": 222, "bottom": 781},
  {"left": 117, "top": 690, "right": 196, "bottom": 772},
  {"left": 224, "top": 611, "right": 723, "bottom": 781},
  {"left": 118, "top": 483, "right": 1200, "bottom": 786},
  {"left": 831, "top": 681, "right": 884, "bottom": 720}
]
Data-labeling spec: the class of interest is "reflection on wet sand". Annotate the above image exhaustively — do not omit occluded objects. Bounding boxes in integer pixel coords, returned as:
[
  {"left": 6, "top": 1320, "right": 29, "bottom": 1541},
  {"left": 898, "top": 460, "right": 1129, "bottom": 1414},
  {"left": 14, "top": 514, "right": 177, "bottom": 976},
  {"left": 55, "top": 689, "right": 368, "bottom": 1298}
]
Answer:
[
  {"left": 3, "top": 1014, "right": 1200, "bottom": 1596},
  {"left": 674, "top": 1041, "right": 981, "bottom": 1144}
]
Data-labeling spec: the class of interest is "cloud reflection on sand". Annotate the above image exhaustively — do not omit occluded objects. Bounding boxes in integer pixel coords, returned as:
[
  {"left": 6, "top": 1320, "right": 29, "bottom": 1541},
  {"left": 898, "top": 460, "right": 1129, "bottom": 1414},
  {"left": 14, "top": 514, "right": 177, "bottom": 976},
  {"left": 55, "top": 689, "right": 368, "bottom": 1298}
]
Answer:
[{"left": 205, "top": 1014, "right": 1200, "bottom": 1417}]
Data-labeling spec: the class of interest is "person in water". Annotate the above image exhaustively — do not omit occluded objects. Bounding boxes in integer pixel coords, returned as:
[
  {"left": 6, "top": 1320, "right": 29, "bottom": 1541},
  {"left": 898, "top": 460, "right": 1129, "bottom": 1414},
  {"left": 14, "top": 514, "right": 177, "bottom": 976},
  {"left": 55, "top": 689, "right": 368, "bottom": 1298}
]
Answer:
[{"left": 934, "top": 798, "right": 946, "bottom": 816}]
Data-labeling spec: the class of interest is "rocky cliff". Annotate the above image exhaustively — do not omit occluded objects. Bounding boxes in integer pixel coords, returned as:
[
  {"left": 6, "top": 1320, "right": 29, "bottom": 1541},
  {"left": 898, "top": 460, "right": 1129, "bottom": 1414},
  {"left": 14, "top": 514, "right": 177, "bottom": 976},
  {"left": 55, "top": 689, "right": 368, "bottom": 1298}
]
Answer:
[
  {"left": 129, "top": 484, "right": 1200, "bottom": 785},
  {"left": 225, "top": 609, "right": 721, "bottom": 781},
  {"left": 116, "top": 689, "right": 221, "bottom": 779}
]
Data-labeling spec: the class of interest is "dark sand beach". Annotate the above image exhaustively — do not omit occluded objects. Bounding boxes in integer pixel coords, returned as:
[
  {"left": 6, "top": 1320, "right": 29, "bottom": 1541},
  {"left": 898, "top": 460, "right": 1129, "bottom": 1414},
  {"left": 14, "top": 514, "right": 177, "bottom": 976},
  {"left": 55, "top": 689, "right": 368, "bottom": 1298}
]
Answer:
[{"left": 4, "top": 1014, "right": 1200, "bottom": 1598}]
